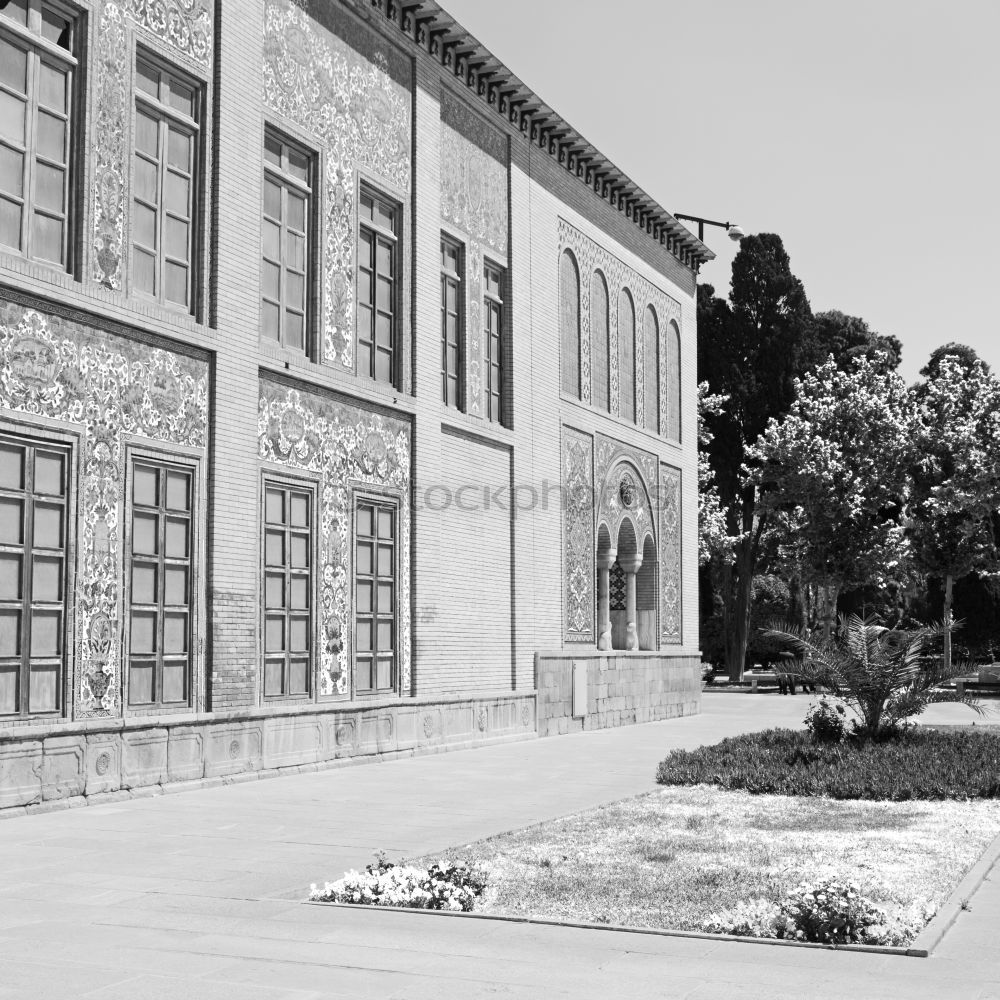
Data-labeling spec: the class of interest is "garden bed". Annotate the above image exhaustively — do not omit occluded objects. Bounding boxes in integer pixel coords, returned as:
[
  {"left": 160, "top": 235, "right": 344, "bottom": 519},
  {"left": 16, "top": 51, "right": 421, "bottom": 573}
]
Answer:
[
  {"left": 656, "top": 728, "right": 1000, "bottom": 800},
  {"left": 405, "top": 785, "right": 1000, "bottom": 944}
]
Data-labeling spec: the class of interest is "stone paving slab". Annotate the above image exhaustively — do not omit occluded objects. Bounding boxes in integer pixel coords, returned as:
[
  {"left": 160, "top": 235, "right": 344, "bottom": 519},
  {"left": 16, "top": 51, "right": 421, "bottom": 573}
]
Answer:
[{"left": 0, "top": 694, "right": 997, "bottom": 999}]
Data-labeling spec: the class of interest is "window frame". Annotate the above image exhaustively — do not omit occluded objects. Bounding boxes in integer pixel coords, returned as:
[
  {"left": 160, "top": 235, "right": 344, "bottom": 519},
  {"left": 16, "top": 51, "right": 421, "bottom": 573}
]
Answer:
[
  {"left": 356, "top": 183, "right": 400, "bottom": 386},
  {"left": 261, "top": 125, "right": 315, "bottom": 357},
  {"left": 131, "top": 47, "right": 202, "bottom": 313},
  {"left": 0, "top": 425, "right": 76, "bottom": 721},
  {"left": 483, "top": 257, "right": 505, "bottom": 426},
  {"left": 440, "top": 233, "right": 464, "bottom": 411},
  {"left": 0, "top": 0, "right": 79, "bottom": 270},
  {"left": 123, "top": 450, "right": 199, "bottom": 713},
  {"left": 260, "top": 472, "right": 317, "bottom": 703},
  {"left": 353, "top": 493, "right": 399, "bottom": 698}
]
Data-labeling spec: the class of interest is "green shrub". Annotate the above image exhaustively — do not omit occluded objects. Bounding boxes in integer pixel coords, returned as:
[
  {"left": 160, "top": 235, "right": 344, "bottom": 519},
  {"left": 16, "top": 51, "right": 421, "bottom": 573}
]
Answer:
[
  {"left": 656, "top": 728, "right": 1000, "bottom": 801},
  {"left": 804, "top": 698, "right": 846, "bottom": 743}
]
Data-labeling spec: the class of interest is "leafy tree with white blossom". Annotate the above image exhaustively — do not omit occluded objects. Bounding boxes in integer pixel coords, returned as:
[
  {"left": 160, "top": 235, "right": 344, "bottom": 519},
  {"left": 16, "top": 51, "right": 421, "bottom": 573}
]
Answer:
[
  {"left": 748, "top": 356, "right": 917, "bottom": 637},
  {"left": 908, "top": 351, "right": 1000, "bottom": 671}
]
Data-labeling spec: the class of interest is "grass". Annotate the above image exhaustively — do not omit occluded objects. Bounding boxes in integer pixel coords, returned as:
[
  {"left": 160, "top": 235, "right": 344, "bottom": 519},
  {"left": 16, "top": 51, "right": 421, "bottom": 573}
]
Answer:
[
  {"left": 413, "top": 786, "right": 1000, "bottom": 937},
  {"left": 656, "top": 728, "right": 1000, "bottom": 800}
]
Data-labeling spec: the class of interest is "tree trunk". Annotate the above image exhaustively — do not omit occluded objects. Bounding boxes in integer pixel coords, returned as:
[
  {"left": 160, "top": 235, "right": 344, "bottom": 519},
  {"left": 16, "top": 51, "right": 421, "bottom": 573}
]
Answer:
[
  {"left": 943, "top": 573, "right": 953, "bottom": 673},
  {"left": 788, "top": 575, "right": 807, "bottom": 631}
]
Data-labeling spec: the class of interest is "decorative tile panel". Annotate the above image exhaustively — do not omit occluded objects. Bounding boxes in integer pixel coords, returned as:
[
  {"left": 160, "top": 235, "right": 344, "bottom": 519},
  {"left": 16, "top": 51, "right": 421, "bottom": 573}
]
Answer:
[
  {"left": 562, "top": 427, "right": 594, "bottom": 643},
  {"left": 258, "top": 379, "right": 411, "bottom": 697},
  {"left": 91, "top": 0, "right": 214, "bottom": 290},
  {"left": 440, "top": 94, "right": 508, "bottom": 257},
  {"left": 659, "top": 464, "right": 682, "bottom": 643},
  {"left": 263, "top": 0, "right": 412, "bottom": 371},
  {"left": 558, "top": 219, "right": 681, "bottom": 429},
  {"left": 467, "top": 242, "right": 483, "bottom": 416},
  {"left": 0, "top": 301, "right": 209, "bottom": 717}
]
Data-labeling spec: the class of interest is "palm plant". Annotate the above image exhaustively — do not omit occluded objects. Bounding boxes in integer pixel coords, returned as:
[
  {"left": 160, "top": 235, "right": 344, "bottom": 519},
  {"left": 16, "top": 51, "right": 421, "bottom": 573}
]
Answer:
[{"left": 764, "top": 613, "right": 984, "bottom": 739}]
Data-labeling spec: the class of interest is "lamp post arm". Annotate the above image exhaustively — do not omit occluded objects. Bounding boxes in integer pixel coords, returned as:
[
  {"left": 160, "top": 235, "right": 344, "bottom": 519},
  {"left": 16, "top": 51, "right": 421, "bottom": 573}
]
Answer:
[{"left": 673, "top": 213, "right": 736, "bottom": 243}]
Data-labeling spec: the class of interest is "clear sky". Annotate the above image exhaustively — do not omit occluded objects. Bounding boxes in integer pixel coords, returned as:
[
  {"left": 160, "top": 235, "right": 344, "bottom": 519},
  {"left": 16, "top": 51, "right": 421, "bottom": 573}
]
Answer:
[{"left": 441, "top": 0, "right": 1000, "bottom": 383}]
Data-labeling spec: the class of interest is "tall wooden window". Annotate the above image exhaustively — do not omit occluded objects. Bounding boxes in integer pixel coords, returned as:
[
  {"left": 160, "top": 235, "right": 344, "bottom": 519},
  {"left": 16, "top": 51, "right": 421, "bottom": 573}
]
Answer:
[
  {"left": 591, "top": 270, "right": 610, "bottom": 411},
  {"left": 559, "top": 249, "right": 580, "bottom": 397},
  {"left": 667, "top": 320, "right": 682, "bottom": 441},
  {"left": 263, "top": 482, "right": 312, "bottom": 699},
  {"left": 262, "top": 129, "right": 312, "bottom": 354},
  {"left": 358, "top": 188, "right": 397, "bottom": 384},
  {"left": 485, "top": 262, "right": 505, "bottom": 425},
  {"left": 643, "top": 305, "right": 660, "bottom": 433},
  {"left": 619, "top": 288, "right": 636, "bottom": 423},
  {"left": 0, "top": 434, "right": 69, "bottom": 718},
  {"left": 128, "top": 460, "right": 193, "bottom": 708},
  {"left": 132, "top": 53, "right": 200, "bottom": 310},
  {"left": 441, "top": 236, "right": 463, "bottom": 409},
  {"left": 0, "top": 0, "right": 76, "bottom": 267},
  {"left": 355, "top": 499, "right": 396, "bottom": 695}
]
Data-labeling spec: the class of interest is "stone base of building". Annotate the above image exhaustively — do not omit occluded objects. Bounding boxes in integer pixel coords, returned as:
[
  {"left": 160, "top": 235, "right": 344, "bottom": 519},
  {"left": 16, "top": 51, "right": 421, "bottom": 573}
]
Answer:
[
  {"left": 0, "top": 692, "right": 536, "bottom": 815},
  {"left": 535, "top": 652, "right": 701, "bottom": 737}
]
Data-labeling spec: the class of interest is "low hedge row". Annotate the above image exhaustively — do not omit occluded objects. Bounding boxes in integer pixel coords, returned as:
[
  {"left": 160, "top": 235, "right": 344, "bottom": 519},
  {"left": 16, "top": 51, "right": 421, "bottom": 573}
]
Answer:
[{"left": 655, "top": 728, "right": 1000, "bottom": 801}]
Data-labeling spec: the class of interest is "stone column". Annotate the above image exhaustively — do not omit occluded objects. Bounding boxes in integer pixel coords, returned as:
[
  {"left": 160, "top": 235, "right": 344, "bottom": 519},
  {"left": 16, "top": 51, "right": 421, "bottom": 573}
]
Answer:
[
  {"left": 620, "top": 554, "right": 643, "bottom": 652},
  {"left": 597, "top": 550, "right": 616, "bottom": 651}
]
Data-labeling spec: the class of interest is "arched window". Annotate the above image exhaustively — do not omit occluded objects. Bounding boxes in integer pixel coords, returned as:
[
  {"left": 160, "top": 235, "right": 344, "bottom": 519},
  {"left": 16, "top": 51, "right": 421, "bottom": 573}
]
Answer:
[
  {"left": 559, "top": 250, "right": 581, "bottom": 397},
  {"left": 667, "top": 320, "right": 681, "bottom": 441},
  {"left": 591, "top": 271, "right": 610, "bottom": 411},
  {"left": 643, "top": 305, "right": 659, "bottom": 433},
  {"left": 618, "top": 288, "right": 636, "bottom": 423}
]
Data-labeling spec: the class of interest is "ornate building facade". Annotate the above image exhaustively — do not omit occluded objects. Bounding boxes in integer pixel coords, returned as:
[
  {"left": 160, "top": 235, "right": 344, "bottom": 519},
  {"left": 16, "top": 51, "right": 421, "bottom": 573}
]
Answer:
[{"left": 0, "top": 0, "right": 709, "bottom": 809}]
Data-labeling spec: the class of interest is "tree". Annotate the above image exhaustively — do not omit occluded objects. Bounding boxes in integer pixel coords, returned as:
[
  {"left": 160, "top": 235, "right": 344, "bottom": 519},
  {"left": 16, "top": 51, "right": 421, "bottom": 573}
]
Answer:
[
  {"left": 920, "top": 342, "right": 987, "bottom": 380},
  {"left": 698, "top": 235, "right": 815, "bottom": 681},
  {"left": 908, "top": 355, "right": 1000, "bottom": 671},
  {"left": 810, "top": 310, "right": 902, "bottom": 373},
  {"left": 748, "top": 356, "right": 916, "bottom": 637},
  {"left": 697, "top": 382, "right": 728, "bottom": 567}
]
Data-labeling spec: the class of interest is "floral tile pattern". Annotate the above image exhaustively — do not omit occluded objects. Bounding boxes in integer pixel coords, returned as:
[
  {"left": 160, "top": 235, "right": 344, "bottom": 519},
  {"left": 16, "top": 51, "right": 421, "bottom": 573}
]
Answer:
[
  {"left": 258, "top": 379, "right": 412, "bottom": 697},
  {"left": 0, "top": 301, "right": 209, "bottom": 716},
  {"left": 659, "top": 464, "right": 682, "bottom": 643},
  {"left": 263, "top": 0, "right": 412, "bottom": 371},
  {"left": 562, "top": 427, "right": 595, "bottom": 642}
]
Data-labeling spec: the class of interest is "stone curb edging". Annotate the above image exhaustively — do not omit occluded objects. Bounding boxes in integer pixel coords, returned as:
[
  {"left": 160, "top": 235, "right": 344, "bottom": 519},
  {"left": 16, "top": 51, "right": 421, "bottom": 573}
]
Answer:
[
  {"left": 907, "top": 824, "right": 1000, "bottom": 956},
  {"left": 301, "top": 900, "right": 915, "bottom": 958}
]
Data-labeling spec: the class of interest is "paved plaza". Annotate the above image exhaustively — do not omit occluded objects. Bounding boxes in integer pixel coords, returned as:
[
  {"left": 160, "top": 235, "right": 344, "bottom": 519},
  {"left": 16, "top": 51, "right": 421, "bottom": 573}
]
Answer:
[{"left": 1, "top": 694, "right": 998, "bottom": 999}]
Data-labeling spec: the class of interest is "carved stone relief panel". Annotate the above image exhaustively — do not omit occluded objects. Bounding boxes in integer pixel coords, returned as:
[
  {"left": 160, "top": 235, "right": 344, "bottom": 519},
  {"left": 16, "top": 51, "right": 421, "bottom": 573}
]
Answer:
[
  {"left": 659, "top": 464, "right": 682, "bottom": 643},
  {"left": 562, "top": 427, "right": 594, "bottom": 643},
  {"left": 91, "top": 0, "right": 214, "bottom": 290},
  {"left": 258, "top": 379, "right": 411, "bottom": 697},
  {"left": 264, "top": 0, "right": 412, "bottom": 370},
  {"left": 558, "top": 219, "right": 681, "bottom": 431},
  {"left": 0, "top": 301, "right": 210, "bottom": 718}
]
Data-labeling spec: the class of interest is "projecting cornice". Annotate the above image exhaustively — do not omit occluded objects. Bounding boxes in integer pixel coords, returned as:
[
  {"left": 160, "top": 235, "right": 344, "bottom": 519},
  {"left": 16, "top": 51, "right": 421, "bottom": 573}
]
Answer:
[{"left": 339, "top": 0, "right": 715, "bottom": 272}]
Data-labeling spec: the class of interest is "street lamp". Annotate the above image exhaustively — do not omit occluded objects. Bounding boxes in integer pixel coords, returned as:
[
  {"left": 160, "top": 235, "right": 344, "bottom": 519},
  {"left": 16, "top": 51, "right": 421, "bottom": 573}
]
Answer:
[{"left": 674, "top": 213, "right": 744, "bottom": 244}]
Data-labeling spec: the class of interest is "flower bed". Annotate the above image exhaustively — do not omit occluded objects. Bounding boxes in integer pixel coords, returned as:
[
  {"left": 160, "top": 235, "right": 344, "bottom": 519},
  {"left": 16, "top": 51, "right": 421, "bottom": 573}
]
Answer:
[
  {"left": 656, "top": 728, "right": 1000, "bottom": 800},
  {"left": 310, "top": 856, "right": 486, "bottom": 912}
]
